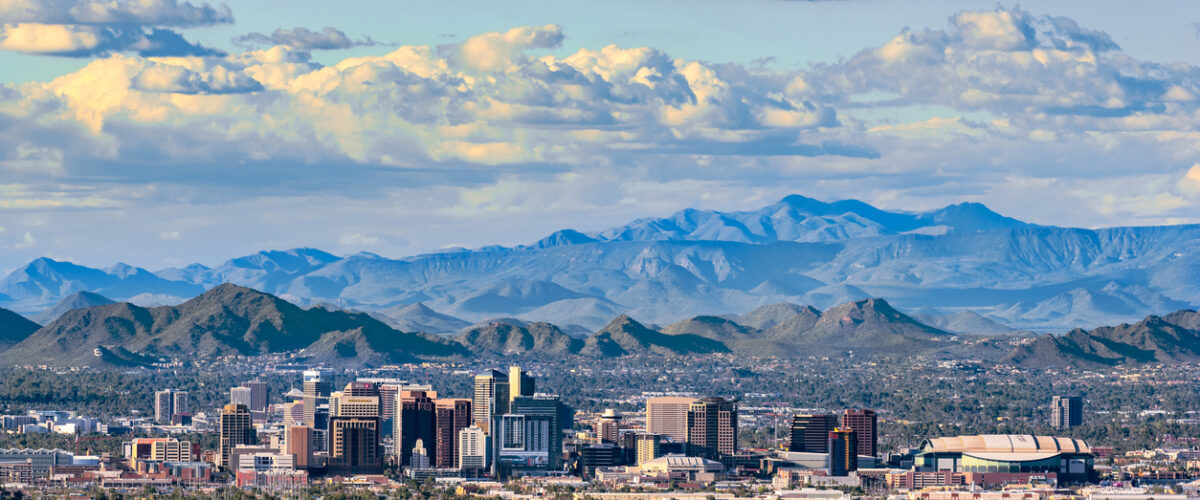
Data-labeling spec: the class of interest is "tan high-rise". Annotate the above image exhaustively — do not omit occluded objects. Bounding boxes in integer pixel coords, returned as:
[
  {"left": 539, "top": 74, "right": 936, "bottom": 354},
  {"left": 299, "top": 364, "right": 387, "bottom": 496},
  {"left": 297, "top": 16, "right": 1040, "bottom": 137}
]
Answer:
[
  {"left": 646, "top": 396, "right": 696, "bottom": 443},
  {"left": 285, "top": 425, "right": 312, "bottom": 469}
]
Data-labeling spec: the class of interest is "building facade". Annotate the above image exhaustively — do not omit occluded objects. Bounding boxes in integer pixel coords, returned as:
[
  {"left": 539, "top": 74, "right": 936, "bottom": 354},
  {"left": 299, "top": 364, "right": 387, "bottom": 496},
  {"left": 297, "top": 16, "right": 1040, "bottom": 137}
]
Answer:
[
  {"left": 473, "top": 369, "right": 509, "bottom": 433},
  {"left": 828, "top": 428, "right": 858, "bottom": 476},
  {"left": 219, "top": 404, "right": 254, "bottom": 469},
  {"left": 1051, "top": 396, "right": 1083, "bottom": 429},
  {"left": 790, "top": 414, "right": 836, "bottom": 453},
  {"left": 686, "top": 397, "right": 737, "bottom": 460},
  {"left": 841, "top": 409, "right": 877, "bottom": 457},
  {"left": 646, "top": 396, "right": 696, "bottom": 444},
  {"left": 396, "top": 390, "right": 435, "bottom": 467},
  {"left": 434, "top": 398, "right": 472, "bottom": 468}
]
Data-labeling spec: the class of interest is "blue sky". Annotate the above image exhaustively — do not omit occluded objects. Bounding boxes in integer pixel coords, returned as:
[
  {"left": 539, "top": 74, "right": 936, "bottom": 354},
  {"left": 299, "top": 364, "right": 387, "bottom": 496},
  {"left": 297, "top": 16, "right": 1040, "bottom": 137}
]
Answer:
[{"left": 1, "top": 0, "right": 1200, "bottom": 272}]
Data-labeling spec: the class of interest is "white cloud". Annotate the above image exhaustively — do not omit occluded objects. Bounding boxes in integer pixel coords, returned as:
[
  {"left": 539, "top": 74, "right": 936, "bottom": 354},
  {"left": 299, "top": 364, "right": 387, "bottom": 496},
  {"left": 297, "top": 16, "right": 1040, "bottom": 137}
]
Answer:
[
  {"left": 0, "top": 10, "right": 1199, "bottom": 268},
  {"left": 159, "top": 230, "right": 182, "bottom": 241},
  {"left": 1179, "top": 163, "right": 1200, "bottom": 195},
  {"left": 0, "top": 0, "right": 233, "bottom": 27},
  {"left": 338, "top": 232, "right": 380, "bottom": 246},
  {"left": 0, "top": 0, "right": 227, "bottom": 57},
  {"left": 232, "top": 26, "right": 381, "bottom": 51}
]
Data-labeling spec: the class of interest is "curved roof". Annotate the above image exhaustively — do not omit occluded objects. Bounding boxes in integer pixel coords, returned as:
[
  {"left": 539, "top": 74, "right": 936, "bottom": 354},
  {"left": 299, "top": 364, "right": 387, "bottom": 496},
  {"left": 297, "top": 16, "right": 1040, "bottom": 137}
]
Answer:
[
  {"left": 640, "top": 454, "right": 724, "bottom": 472},
  {"left": 963, "top": 452, "right": 1062, "bottom": 462},
  {"left": 921, "top": 434, "right": 1090, "bottom": 454}
]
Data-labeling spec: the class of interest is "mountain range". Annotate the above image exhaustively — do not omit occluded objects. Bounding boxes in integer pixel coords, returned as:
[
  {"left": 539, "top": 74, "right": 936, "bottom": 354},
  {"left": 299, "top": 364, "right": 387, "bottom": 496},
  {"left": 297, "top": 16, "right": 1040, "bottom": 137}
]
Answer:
[
  {"left": 3, "top": 194, "right": 1200, "bottom": 332},
  {"left": 3, "top": 283, "right": 1200, "bottom": 368}
]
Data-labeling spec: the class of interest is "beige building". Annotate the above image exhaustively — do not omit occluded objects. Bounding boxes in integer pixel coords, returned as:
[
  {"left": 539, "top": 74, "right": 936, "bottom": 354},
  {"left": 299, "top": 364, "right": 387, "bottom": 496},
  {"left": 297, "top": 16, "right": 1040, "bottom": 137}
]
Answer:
[
  {"left": 635, "top": 433, "right": 661, "bottom": 465},
  {"left": 645, "top": 396, "right": 695, "bottom": 443}
]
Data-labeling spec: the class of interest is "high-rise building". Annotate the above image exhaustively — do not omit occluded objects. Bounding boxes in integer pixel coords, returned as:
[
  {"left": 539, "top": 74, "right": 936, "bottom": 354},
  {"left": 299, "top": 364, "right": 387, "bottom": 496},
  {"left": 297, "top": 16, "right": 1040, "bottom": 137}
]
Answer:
[
  {"left": 329, "top": 416, "right": 383, "bottom": 474},
  {"left": 646, "top": 396, "right": 696, "bottom": 443},
  {"left": 329, "top": 382, "right": 383, "bottom": 475},
  {"left": 302, "top": 370, "right": 331, "bottom": 428},
  {"left": 635, "top": 433, "right": 662, "bottom": 465},
  {"left": 581, "top": 443, "right": 623, "bottom": 478},
  {"left": 508, "top": 366, "right": 535, "bottom": 403},
  {"left": 841, "top": 409, "right": 877, "bottom": 457},
  {"left": 283, "top": 401, "right": 305, "bottom": 427},
  {"left": 284, "top": 425, "right": 312, "bottom": 469},
  {"left": 171, "top": 391, "right": 189, "bottom": 417},
  {"left": 505, "top": 395, "right": 566, "bottom": 469},
  {"left": 434, "top": 399, "right": 472, "bottom": 468},
  {"left": 473, "top": 370, "right": 509, "bottom": 433},
  {"left": 245, "top": 381, "right": 269, "bottom": 412},
  {"left": 230, "top": 387, "right": 253, "bottom": 408},
  {"left": 790, "top": 414, "right": 836, "bottom": 453},
  {"left": 377, "top": 384, "right": 400, "bottom": 427},
  {"left": 686, "top": 397, "right": 737, "bottom": 460},
  {"left": 1051, "top": 396, "right": 1083, "bottom": 429},
  {"left": 458, "top": 424, "right": 487, "bottom": 472},
  {"left": 411, "top": 438, "right": 431, "bottom": 469},
  {"left": 219, "top": 404, "right": 254, "bottom": 469},
  {"left": 154, "top": 390, "right": 174, "bottom": 424},
  {"left": 827, "top": 428, "right": 858, "bottom": 476},
  {"left": 396, "top": 390, "right": 435, "bottom": 467},
  {"left": 595, "top": 409, "right": 621, "bottom": 444}
]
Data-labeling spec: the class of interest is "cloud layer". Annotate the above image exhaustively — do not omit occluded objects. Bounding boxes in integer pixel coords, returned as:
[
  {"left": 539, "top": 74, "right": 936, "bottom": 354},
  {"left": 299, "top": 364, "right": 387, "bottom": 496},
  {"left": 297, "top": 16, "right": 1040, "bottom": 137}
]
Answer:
[
  {"left": 231, "top": 27, "right": 381, "bottom": 51},
  {"left": 0, "top": 0, "right": 229, "bottom": 56},
  {"left": 0, "top": 6, "right": 1199, "bottom": 269}
]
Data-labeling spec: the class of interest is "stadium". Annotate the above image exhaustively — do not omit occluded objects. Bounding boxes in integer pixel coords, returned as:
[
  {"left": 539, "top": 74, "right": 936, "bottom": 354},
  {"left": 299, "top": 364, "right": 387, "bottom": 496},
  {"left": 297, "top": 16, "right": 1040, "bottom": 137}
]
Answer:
[{"left": 916, "top": 434, "right": 1095, "bottom": 483}]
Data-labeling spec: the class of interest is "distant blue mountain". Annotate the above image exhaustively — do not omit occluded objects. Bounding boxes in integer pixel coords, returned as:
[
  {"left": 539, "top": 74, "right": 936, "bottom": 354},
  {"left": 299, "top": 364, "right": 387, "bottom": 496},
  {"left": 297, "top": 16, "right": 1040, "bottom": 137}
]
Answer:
[
  {"left": 3, "top": 195, "right": 1198, "bottom": 331},
  {"left": 591, "top": 195, "right": 1030, "bottom": 243}
]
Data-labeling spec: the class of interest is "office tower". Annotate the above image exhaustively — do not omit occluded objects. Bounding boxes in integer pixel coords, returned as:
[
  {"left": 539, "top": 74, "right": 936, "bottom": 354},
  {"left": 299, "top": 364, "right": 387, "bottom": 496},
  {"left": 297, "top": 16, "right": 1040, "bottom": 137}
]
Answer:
[
  {"left": 435, "top": 399, "right": 472, "bottom": 468},
  {"left": 329, "top": 382, "right": 383, "bottom": 474},
  {"left": 285, "top": 425, "right": 312, "bottom": 469},
  {"left": 154, "top": 390, "right": 174, "bottom": 424},
  {"left": 377, "top": 384, "right": 400, "bottom": 424},
  {"left": 473, "top": 370, "right": 509, "bottom": 433},
  {"left": 508, "top": 395, "right": 566, "bottom": 469},
  {"left": 827, "top": 428, "right": 858, "bottom": 476},
  {"left": 329, "top": 416, "right": 383, "bottom": 474},
  {"left": 219, "top": 404, "right": 254, "bottom": 469},
  {"left": 841, "top": 409, "right": 877, "bottom": 457},
  {"left": 458, "top": 424, "right": 487, "bottom": 472},
  {"left": 581, "top": 443, "right": 622, "bottom": 478},
  {"left": 303, "top": 370, "right": 331, "bottom": 428},
  {"left": 230, "top": 387, "right": 253, "bottom": 408},
  {"left": 635, "top": 433, "right": 662, "bottom": 465},
  {"left": 595, "top": 409, "right": 621, "bottom": 443},
  {"left": 412, "top": 439, "right": 430, "bottom": 469},
  {"left": 790, "top": 414, "right": 836, "bottom": 453},
  {"left": 283, "top": 401, "right": 305, "bottom": 426},
  {"left": 508, "top": 366, "right": 535, "bottom": 403},
  {"left": 172, "top": 391, "right": 189, "bottom": 416},
  {"left": 646, "top": 396, "right": 696, "bottom": 443},
  {"left": 245, "top": 381, "right": 269, "bottom": 412},
  {"left": 1051, "top": 396, "right": 1083, "bottom": 429},
  {"left": 396, "top": 390, "right": 435, "bottom": 467},
  {"left": 686, "top": 397, "right": 737, "bottom": 460}
]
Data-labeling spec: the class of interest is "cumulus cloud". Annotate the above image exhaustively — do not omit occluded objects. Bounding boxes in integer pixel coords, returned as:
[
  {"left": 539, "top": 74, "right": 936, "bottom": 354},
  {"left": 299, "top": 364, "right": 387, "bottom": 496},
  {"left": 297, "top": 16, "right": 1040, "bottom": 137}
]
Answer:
[
  {"left": 0, "top": 23, "right": 221, "bottom": 56},
  {"left": 232, "top": 26, "right": 381, "bottom": 51},
  {"left": 0, "top": 0, "right": 229, "bottom": 57},
  {"left": 2, "top": 9, "right": 1200, "bottom": 267},
  {"left": 131, "top": 59, "right": 262, "bottom": 93}
]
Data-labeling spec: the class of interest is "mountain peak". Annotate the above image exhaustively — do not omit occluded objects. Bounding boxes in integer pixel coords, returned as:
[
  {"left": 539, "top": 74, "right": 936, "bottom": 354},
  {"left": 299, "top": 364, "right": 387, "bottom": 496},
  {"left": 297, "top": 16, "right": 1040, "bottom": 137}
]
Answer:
[{"left": 535, "top": 229, "right": 598, "bottom": 248}]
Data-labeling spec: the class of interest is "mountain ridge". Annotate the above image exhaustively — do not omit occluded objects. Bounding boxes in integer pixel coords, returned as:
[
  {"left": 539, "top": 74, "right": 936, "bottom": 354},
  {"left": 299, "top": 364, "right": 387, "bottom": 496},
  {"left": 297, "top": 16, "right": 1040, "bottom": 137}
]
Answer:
[{"left": 2, "top": 195, "right": 1198, "bottom": 332}]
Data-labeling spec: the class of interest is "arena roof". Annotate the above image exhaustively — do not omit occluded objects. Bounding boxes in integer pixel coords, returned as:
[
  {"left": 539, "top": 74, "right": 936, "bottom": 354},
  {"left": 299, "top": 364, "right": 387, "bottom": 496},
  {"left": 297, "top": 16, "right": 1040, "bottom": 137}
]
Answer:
[{"left": 920, "top": 434, "right": 1091, "bottom": 454}]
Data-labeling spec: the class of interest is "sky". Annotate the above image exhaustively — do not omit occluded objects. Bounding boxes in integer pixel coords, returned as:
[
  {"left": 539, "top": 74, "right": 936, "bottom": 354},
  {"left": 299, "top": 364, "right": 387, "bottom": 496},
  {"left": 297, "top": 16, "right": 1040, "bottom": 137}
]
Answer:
[{"left": 1, "top": 0, "right": 1200, "bottom": 272}]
